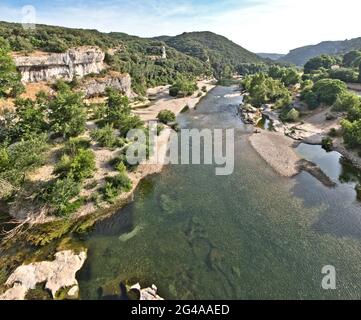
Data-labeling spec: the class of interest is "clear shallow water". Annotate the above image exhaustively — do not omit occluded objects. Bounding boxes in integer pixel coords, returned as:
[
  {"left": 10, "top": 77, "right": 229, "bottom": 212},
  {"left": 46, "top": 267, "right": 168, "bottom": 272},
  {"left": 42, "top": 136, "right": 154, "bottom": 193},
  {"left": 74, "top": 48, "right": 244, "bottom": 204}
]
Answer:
[{"left": 74, "top": 86, "right": 361, "bottom": 299}]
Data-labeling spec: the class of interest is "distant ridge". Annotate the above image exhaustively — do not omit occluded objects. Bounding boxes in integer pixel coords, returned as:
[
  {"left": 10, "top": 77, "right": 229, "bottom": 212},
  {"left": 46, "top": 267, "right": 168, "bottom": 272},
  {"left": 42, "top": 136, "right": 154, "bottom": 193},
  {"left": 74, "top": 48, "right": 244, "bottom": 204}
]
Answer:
[
  {"left": 257, "top": 53, "right": 285, "bottom": 60},
  {"left": 280, "top": 37, "right": 361, "bottom": 66}
]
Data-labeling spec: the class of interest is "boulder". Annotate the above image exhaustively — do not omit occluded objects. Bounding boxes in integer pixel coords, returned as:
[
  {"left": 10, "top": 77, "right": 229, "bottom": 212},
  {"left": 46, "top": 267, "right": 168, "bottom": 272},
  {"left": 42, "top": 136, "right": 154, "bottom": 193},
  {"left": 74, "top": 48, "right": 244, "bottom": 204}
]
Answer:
[{"left": 0, "top": 250, "right": 87, "bottom": 300}]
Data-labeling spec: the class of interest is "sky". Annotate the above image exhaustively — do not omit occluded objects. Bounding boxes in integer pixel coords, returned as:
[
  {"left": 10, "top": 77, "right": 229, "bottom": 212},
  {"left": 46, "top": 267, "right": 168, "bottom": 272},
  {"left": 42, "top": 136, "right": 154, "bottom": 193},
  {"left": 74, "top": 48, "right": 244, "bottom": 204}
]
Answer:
[{"left": 0, "top": 0, "right": 361, "bottom": 53}]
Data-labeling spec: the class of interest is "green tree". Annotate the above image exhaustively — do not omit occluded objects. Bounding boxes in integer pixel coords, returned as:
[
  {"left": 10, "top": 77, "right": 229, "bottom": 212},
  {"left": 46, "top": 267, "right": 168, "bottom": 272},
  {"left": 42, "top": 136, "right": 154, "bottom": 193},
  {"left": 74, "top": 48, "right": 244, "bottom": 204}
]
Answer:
[
  {"left": 341, "top": 119, "right": 361, "bottom": 147},
  {"left": 13, "top": 97, "right": 48, "bottom": 139},
  {"left": 304, "top": 55, "right": 337, "bottom": 73},
  {"left": 48, "top": 88, "right": 86, "bottom": 138},
  {"left": 0, "top": 37, "right": 24, "bottom": 98},
  {"left": 313, "top": 79, "right": 347, "bottom": 106}
]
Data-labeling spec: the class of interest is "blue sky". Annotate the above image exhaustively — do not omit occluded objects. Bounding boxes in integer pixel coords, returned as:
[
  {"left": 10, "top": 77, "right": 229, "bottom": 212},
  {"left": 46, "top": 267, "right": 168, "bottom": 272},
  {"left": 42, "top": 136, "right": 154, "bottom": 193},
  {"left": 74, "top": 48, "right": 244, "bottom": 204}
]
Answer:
[{"left": 0, "top": 0, "right": 361, "bottom": 53}]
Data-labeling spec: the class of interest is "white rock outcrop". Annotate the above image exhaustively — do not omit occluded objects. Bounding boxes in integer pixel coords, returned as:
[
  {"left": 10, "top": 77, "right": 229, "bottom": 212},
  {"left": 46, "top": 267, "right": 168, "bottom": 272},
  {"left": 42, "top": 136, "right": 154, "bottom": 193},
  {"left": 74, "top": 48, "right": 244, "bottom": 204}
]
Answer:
[
  {"left": 81, "top": 72, "right": 134, "bottom": 98},
  {"left": 13, "top": 46, "right": 105, "bottom": 83},
  {"left": 0, "top": 250, "right": 87, "bottom": 300}
]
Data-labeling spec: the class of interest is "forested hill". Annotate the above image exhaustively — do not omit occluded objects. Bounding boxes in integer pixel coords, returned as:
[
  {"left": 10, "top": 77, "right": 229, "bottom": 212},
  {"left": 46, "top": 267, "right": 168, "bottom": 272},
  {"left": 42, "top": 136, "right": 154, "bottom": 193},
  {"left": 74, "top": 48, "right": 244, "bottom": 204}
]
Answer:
[
  {"left": 0, "top": 21, "right": 266, "bottom": 92},
  {"left": 157, "top": 31, "right": 265, "bottom": 77},
  {"left": 280, "top": 37, "right": 361, "bottom": 66}
]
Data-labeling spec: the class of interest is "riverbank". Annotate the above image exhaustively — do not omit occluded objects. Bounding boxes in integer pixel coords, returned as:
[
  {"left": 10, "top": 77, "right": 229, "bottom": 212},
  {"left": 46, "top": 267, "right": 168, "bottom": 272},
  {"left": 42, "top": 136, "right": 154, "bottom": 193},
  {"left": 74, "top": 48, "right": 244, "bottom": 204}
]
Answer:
[
  {"left": 247, "top": 103, "right": 360, "bottom": 185},
  {"left": 249, "top": 130, "right": 336, "bottom": 187},
  {"left": 4, "top": 79, "right": 215, "bottom": 227}
]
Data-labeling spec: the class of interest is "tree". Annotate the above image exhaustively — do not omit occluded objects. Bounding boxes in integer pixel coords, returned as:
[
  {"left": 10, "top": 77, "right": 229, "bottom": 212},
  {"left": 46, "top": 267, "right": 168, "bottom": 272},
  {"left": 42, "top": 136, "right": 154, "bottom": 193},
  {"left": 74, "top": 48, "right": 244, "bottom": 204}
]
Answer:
[
  {"left": 169, "top": 77, "right": 198, "bottom": 97},
  {"left": 0, "top": 37, "right": 24, "bottom": 98},
  {"left": 343, "top": 51, "right": 361, "bottom": 67},
  {"left": 48, "top": 88, "right": 86, "bottom": 138},
  {"left": 332, "top": 91, "right": 361, "bottom": 112},
  {"left": 304, "top": 55, "right": 337, "bottom": 73},
  {"left": 313, "top": 79, "right": 347, "bottom": 106},
  {"left": 328, "top": 68, "right": 358, "bottom": 83},
  {"left": 13, "top": 97, "right": 48, "bottom": 139},
  {"left": 341, "top": 119, "right": 361, "bottom": 147},
  {"left": 359, "top": 64, "right": 361, "bottom": 83}
]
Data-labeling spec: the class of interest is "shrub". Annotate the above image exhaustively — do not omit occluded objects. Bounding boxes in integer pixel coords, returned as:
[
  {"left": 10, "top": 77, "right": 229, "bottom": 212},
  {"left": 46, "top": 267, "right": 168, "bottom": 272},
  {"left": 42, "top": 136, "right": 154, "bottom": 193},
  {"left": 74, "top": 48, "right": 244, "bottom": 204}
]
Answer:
[
  {"left": 43, "top": 174, "right": 82, "bottom": 217},
  {"left": 281, "top": 108, "right": 300, "bottom": 122},
  {"left": 157, "top": 110, "right": 176, "bottom": 124},
  {"left": 55, "top": 148, "right": 96, "bottom": 181},
  {"left": 101, "top": 172, "right": 132, "bottom": 203},
  {"left": 332, "top": 91, "right": 361, "bottom": 112},
  {"left": 169, "top": 77, "right": 198, "bottom": 97},
  {"left": 63, "top": 137, "right": 91, "bottom": 156},
  {"left": 91, "top": 124, "right": 118, "bottom": 149},
  {"left": 341, "top": 119, "right": 361, "bottom": 147},
  {"left": 322, "top": 137, "right": 333, "bottom": 152}
]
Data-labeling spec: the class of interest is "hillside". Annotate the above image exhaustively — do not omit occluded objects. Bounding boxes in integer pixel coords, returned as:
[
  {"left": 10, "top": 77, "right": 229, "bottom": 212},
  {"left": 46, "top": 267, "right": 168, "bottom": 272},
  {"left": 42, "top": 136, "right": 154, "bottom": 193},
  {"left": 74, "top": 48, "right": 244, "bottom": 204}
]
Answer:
[
  {"left": 160, "top": 31, "right": 265, "bottom": 77},
  {"left": 281, "top": 37, "right": 361, "bottom": 66},
  {"left": 0, "top": 21, "right": 211, "bottom": 94},
  {"left": 257, "top": 53, "right": 285, "bottom": 60}
]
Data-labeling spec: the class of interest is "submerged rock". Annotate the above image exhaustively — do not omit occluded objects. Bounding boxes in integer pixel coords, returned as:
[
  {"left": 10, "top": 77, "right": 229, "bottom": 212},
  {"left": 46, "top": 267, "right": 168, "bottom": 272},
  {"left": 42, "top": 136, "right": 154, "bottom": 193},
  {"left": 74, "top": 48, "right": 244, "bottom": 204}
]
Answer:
[{"left": 0, "top": 250, "right": 87, "bottom": 300}]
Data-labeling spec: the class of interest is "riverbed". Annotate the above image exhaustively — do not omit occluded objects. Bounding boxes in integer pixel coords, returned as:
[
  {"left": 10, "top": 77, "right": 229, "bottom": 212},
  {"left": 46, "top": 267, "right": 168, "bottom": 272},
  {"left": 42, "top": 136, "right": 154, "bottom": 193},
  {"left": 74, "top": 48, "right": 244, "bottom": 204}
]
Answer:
[
  {"left": 74, "top": 86, "right": 361, "bottom": 299},
  {"left": 2, "top": 86, "right": 361, "bottom": 299}
]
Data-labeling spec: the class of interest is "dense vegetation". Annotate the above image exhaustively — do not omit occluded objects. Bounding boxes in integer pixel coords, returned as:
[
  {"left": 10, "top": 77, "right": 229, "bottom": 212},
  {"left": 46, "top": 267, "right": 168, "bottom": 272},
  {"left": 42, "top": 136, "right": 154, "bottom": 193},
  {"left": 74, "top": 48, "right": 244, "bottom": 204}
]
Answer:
[
  {"left": 0, "top": 37, "right": 24, "bottom": 98},
  {"left": 0, "top": 80, "right": 146, "bottom": 217},
  {"left": 242, "top": 72, "right": 293, "bottom": 109},
  {"left": 160, "top": 31, "right": 265, "bottom": 78},
  {"left": 302, "top": 51, "right": 361, "bottom": 84}
]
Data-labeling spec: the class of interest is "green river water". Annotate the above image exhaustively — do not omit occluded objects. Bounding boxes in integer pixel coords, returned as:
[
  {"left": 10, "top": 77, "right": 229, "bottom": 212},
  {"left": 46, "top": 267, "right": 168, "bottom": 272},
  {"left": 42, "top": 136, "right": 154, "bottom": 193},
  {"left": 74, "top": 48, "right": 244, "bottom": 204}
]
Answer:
[{"left": 3, "top": 86, "right": 361, "bottom": 299}]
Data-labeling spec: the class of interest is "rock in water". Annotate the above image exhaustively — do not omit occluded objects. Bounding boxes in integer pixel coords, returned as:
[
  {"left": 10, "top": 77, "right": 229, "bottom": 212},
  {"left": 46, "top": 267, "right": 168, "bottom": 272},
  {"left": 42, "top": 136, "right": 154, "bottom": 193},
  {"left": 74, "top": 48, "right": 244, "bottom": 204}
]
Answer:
[
  {"left": 0, "top": 250, "right": 87, "bottom": 300},
  {"left": 130, "top": 283, "right": 164, "bottom": 300}
]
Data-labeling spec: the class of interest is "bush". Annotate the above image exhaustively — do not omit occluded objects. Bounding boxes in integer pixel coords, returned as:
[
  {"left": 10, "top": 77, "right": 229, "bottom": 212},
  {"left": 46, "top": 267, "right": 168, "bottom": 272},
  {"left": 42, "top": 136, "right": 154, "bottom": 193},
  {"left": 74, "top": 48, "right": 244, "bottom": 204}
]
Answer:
[
  {"left": 157, "top": 110, "right": 176, "bottom": 124},
  {"left": 169, "top": 77, "right": 198, "bottom": 97},
  {"left": 55, "top": 148, "right": 96, "bottom": 181},
  {"left": 63, "top": 137, "right": 91, "bottom": 156},
  {"left": 322, "top": 137, "right": 333, "bottom": 152},
  {"left": 313, "top": 79, "right": 347, "bottom": 106},
  {"left": 91, "top": 124, "right": 118, "bottom": 149},
  {"left": 341, "top": 119, "right": 361, "bottom": 147},
  {"left": 42, "top": 174, "right": 82, "bottom": 217},
  {"left": 332, "top": 91, "right": 361, "bottom": 112},
  {"left": 101, "top": 172, "right": 132, "bottom": 203},
  {"left": 280, "top": 108, "right": 300, "bottom": 122}
]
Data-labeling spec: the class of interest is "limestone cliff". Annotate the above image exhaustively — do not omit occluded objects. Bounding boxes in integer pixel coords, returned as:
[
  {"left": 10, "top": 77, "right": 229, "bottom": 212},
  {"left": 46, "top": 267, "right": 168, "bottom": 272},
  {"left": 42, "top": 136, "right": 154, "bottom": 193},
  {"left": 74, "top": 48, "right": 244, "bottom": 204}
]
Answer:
[
  {"left": 13, "top": 46, "right": 105, "bottom": 83},
  {"left": 81, "top": 72, "right": 134, "bottom": 98}
]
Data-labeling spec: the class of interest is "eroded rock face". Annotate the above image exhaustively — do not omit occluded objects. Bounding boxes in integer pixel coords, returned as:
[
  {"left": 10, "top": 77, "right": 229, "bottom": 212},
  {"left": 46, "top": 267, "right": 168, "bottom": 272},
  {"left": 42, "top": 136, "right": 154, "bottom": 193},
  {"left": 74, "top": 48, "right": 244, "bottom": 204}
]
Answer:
[
  {"left": 0, "top": 250, "right": 87, "bottom": 300},
  {"left": 13, "top": 47, "right": 105, "bottom": 83},
  {"left": 81, "top": 72, "right": 134, "bottom": 98}
]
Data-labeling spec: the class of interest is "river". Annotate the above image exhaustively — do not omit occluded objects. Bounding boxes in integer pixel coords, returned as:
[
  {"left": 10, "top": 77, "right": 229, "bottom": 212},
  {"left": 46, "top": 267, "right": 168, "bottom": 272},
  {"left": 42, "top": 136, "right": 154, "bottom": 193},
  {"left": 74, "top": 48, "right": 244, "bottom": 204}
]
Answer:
[
  {"left": 73, "top": 86, "right": 361, "bottom": 299},
  {"left": 2, "top": 86, "right": 361, "bottom": 299}
]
